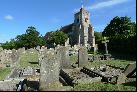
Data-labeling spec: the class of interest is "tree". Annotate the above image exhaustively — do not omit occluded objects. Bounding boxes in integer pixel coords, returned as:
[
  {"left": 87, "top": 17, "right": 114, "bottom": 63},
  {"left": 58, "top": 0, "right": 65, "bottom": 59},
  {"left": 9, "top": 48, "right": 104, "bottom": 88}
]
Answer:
[
  {"left": 94, "top": 31, "right": 103, "bottom": 44},
  {"left": 102, "top": 16, "right": 135, "bottom": 38},
  {"left": 46, "top": 31, "right": 68, "bottom": 46},
  {"left": 15, "top": 26, "right": 46, "bottom": 49},
  {"left": 102, "top": 16, "right": 136, "bottom": 55},
  {"left": 1, "top": 39, "right": 16, "bottom": 49},
  {"left": 2, "top": 26, "right": 46, "bottom": 49}
]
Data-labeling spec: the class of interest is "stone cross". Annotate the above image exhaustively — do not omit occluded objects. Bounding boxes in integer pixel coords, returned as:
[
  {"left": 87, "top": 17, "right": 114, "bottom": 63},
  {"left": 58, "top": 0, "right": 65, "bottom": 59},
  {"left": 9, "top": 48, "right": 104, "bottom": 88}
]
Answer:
[{"left": 102, "top": 37, "right": 109, "bottom": 54}]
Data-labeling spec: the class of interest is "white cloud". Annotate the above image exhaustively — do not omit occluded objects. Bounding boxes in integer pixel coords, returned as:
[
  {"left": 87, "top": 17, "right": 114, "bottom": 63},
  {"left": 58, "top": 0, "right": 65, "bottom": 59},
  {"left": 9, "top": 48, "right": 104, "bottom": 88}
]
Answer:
[
  {"left": 4, "top": 15, "right": 14, "bottom": 20},
  {"left": 87, "top": 0, "right": 128, "bottom": 10},
  {"left": 73, "top": 0, "right": 129, "bottom": 12}
]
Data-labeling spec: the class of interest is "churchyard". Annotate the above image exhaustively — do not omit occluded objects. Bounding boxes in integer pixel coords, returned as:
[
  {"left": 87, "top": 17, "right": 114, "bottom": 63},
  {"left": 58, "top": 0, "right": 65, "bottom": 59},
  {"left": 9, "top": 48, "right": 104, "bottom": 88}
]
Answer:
[{"left": 0, "top": 45, "right": 136, "bottom": 91}]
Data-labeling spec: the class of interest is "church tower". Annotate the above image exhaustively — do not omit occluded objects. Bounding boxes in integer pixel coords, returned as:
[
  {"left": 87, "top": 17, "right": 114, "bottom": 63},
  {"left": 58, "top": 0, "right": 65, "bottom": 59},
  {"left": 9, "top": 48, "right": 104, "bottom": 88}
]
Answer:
[{"left": 73, "top": 7, "right": 95, "bottom": 47}]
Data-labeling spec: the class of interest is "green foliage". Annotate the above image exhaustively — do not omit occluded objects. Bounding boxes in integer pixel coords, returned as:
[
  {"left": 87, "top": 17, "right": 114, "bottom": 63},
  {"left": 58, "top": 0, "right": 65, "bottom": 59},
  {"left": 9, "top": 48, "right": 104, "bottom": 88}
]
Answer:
[
  {"left": 102, "top": 16, "right": 135, "bottom": 37},
  {"left": 94, "top": 31, "right": 103, "bottom": 44},
  {"left": 0, "top": 68, "right": 11, "bottom": 80},
  {"left": 1, "top": 26, "right": 46, "bottom": 49},
  {"left": 46, "top": 31, "right": 68, "bottom": 46},
  {"left": 108, "top": 35, "right": 136, "bottom": 54},
  {"left": 102, "top": 16, "right": 136, "bottom": 55},
  {"left": 1, "top": 39, "right": 16, "bottom": 50},
  {"left": 16, "top": 26, "right": 46, "bottom": 49}
]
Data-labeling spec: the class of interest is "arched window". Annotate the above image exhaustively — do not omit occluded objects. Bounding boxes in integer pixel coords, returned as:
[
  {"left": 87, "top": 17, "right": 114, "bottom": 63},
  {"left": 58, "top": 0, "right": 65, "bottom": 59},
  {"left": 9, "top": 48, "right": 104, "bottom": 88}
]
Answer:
[
  {"left": 77, "top": 18, "right": 79, "bottom": 23},
  {"left": 85, "top": 18, "right": 88, "bottom": 22}
]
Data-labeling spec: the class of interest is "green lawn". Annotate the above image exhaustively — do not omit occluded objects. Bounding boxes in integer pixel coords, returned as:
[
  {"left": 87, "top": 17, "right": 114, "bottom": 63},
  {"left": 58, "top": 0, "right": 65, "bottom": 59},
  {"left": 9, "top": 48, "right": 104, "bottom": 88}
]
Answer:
[
  {"left": 0, "top": 68, "right": 11, "bottom": 81},
  {"left": 70, "top": 55, "right": 136, "bottom": 91},
  {"left": 86, "top": 60, "right": 136, "bottom": 69},
  {"left": 19, "top": 51, "right": 39, "bottom": 68},
  {"left": 70, "top": 55, "right": 77, "bottom": 64},
  {"left": 72, "top": 81, "right": 136, "bottom": 91}
]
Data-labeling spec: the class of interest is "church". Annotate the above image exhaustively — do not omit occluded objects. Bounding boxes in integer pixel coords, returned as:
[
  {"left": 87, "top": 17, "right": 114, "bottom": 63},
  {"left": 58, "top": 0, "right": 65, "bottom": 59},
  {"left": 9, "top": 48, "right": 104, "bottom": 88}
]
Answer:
[
  {"left": 45, "top": 6, "right": 96, "bottom": 49},
  {"left": 60, "top": 7, "right": 95, "bottom": 47},
  {"left": 60, "top": 7, "right": 95, "bottom": 49}
]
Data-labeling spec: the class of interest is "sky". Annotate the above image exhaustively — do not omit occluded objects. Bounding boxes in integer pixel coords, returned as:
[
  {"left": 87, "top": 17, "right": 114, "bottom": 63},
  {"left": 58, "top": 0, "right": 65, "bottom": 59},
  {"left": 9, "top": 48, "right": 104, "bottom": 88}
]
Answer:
[{"left": 0, "top": 0, "right": 136, "bottom": 43}]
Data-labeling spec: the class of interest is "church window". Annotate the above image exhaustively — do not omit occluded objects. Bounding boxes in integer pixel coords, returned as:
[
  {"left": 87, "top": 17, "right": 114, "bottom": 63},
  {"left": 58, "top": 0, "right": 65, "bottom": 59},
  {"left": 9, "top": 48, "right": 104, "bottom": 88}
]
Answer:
[
  {"left": 77, "top": 19, "right": 79, "bottom": 23},
  {"left": 85, "top": 18, "right": 88, "bottom": 22}
]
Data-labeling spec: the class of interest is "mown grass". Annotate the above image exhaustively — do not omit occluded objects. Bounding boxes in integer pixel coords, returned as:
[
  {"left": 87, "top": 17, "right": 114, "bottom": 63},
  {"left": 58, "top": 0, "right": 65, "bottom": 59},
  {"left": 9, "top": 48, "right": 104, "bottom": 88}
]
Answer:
[
  {"left": 72, "top": 82, "right": 136, "bottom": 91},
  {"left": 70, "top": 55, "right": 77, "bottom": 64},
  {"left": 0, "top": 68, "right": 11, "bottom": 80},
  {"left": 86, "top": 60, "right": 136, "bottom": 69},
  {"left": 19, "top": 51, "right": 39, "bottom": 68}
]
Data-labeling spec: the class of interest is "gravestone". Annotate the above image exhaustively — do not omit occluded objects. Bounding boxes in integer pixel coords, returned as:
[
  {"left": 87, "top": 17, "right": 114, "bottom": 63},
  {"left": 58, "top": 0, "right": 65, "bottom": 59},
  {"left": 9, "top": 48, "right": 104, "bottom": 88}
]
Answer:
[
  {"left": 22, "top": 66, "right": 33, "bottom": 76},
  {"left": 57, "top": 47, "right": 72, "bottom": 69},
  {"left": 38, "top": 46, "right": 47, "bottom": 65},
  {"left": 123, "top": 62, "right": 136, "bottom": 78},
  {"left": 0, "top": 50, "right": 11, "bottom": 66},
  {"left": 40, "top": 50, "right": 60, "bottom": 90},
  {"left": 17, "top": 47, "right": 26, "bottom": 56},
  {"left": 116, "top": 62, "right": 136, "bottom": 84},
  {"left": 36, "top": 46, "right": 40, "bottom": 51},
  {"left": 78, "top": 47, "right": 88, "bottom": 67},
  {"left": 11, "top": 49, "right": 19, "bottom": 63}
]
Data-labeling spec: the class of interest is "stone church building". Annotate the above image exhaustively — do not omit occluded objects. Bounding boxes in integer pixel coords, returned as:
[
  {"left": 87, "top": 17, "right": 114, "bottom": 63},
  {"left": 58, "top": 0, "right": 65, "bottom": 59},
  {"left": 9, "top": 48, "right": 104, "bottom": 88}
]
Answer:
[{"left": 60, "top": 7, "right": 95, "bottom": 48}]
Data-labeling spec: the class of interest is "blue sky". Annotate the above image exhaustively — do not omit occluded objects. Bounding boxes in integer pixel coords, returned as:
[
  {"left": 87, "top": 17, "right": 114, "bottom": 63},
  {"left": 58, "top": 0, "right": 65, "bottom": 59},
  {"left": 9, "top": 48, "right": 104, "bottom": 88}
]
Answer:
[{"left": 0, "top": 0, "right": 136, "bottom": 43}]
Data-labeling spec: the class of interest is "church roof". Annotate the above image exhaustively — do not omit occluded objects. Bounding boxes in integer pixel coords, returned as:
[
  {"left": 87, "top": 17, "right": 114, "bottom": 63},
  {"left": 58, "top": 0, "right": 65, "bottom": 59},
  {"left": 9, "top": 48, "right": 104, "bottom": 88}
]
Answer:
[{"left": 60, "top": 23, "right": 74, "bottom": 33}]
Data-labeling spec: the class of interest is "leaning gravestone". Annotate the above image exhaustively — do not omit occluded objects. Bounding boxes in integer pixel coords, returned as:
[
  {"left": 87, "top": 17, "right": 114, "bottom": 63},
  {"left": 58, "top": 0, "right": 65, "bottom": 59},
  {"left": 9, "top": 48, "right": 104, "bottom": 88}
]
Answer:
[
  {"left": 40, "top": 49, "right": 60, "bottom": 90},
  {"left": 78, "top": 47, "right": 88, "bottom": 67},
  {"left": 116, "top": 62, "right": 136, "bottom": 84},
  {"left": 57, "top": 46, "right": 72, "bottom": 69},
  {"left": 123, "top": 62, "right": 136, "bottom": 78}
]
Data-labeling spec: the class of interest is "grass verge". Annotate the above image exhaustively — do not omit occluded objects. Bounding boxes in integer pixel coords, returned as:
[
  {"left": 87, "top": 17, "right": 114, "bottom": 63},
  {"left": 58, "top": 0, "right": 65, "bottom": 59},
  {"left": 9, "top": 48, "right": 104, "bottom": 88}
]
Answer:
[
  {"left": 86, "top": 60, "right": 136, "bottom": 69},
  {"left": 0, "top": 68, "right": 11, "bottom": 80},
  {"left": 72, "top": 82, "right": 136, "bottom": 91}
]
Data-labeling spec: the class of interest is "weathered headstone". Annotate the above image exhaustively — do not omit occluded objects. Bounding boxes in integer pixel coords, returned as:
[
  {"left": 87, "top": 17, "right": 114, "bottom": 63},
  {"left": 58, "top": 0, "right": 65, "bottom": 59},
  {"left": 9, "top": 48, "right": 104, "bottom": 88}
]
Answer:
[
  {"left": 36, "top": 46, "right": 40, "bottom": 51},
  {"left": 40, "top": 50, "right": 60, "bottom": 90},
  {"left": 38, "top": 46, "right": 47, "bottom": 65},
  {"left": 11, "top": 49, "right": 19, "bottom": 63},
  {"left": 123, "top": 62, "right": 136, "bottom": 78},
  {"left": 57, "top": 46, "right": 72, "bottom": 69},
  {"left": 78, "top": 47, "right": 88, "bottom": 67},
  {"left": 17, "top": 47, "right": 26, "bottom": 56}
]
